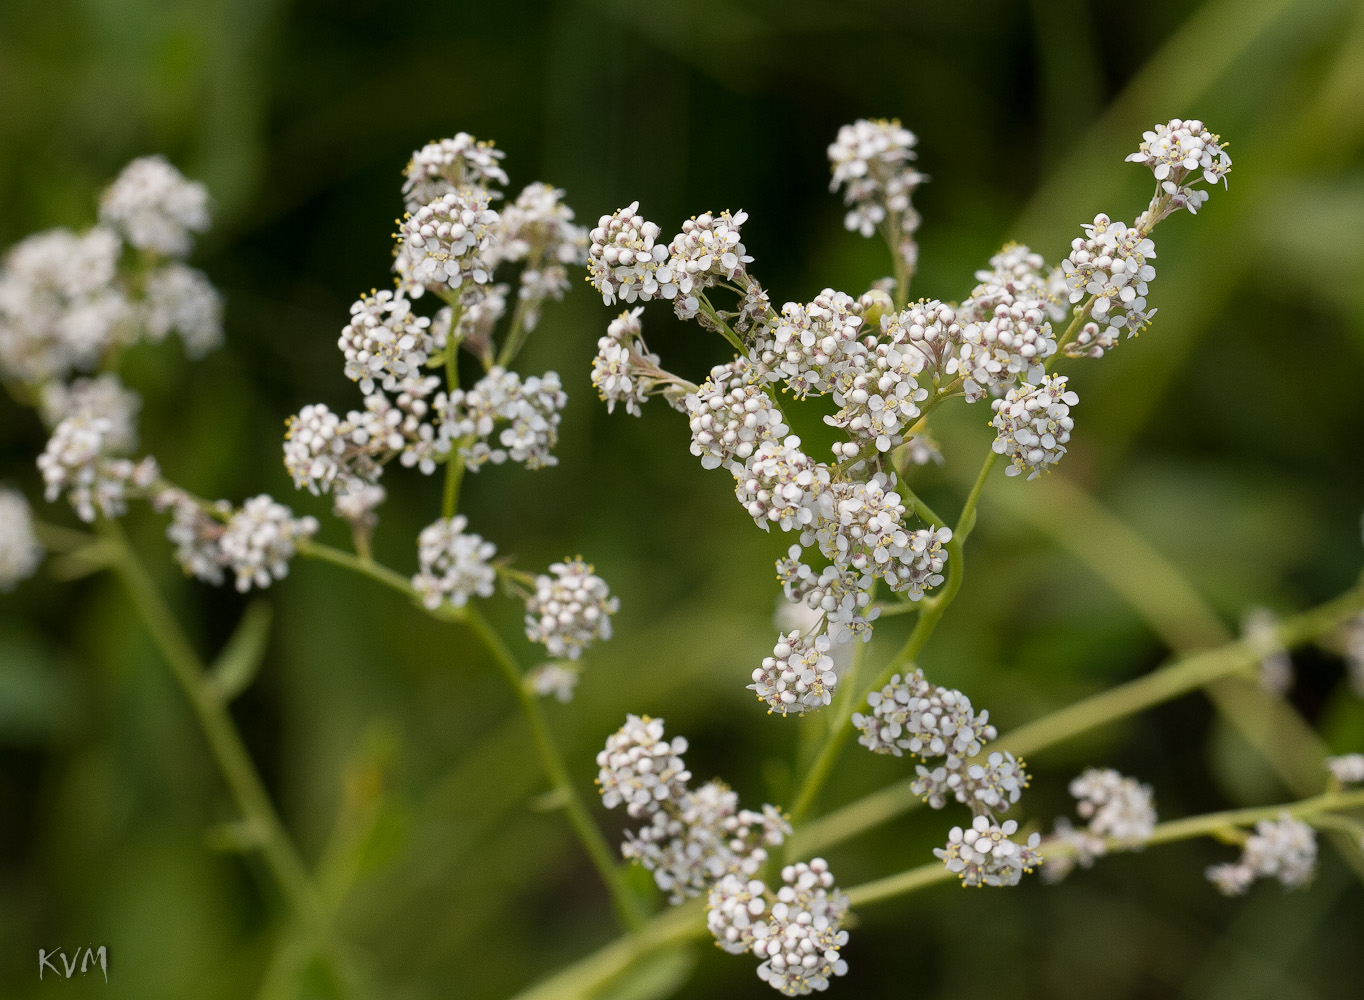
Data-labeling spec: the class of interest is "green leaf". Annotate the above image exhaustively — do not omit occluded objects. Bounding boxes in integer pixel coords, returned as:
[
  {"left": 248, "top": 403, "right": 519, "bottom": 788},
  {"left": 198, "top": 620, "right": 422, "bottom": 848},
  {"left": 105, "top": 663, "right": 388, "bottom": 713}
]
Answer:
[{"left": 207, "top": 601, "right": 273, "bottom": 703}]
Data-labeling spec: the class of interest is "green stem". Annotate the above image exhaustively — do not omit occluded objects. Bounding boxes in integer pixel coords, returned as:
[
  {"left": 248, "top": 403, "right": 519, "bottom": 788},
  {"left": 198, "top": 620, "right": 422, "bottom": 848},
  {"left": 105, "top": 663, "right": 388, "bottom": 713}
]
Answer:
[
  {"left": 462, "top": 606, "right": 647, "bottom": 930},
  {"left": 697, "top": 295, "right": 745, "bottom": 353},
  {"left": 297, "top": 540, "right": 415, "bottom": 600},
  {"left": 785, "top": 448, "right": 998, "bottom": 830},
  {"left": 100, "top": 520, "right": 323, "bottom": 927},
  {"left": 496, "top": 295, "right": 533, "bottom": 369},
  {"left": 441, "top": 316, "right": 466, "bottom": 519}
]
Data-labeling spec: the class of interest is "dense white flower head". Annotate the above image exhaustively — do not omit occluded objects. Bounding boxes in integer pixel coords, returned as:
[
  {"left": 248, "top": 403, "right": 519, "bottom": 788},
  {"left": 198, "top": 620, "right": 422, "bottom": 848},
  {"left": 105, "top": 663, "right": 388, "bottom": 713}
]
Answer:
[
  {"left": 1325, "top": 754, "right": 1364, "bottom": 785},
  {"left": 439, "top": 366, "right": 567, "bottom": 471},
  {"left": 41, "top": 374, "right": 142, "bottom": 454},
  {"left": 338, "top": 289, "right": 433, "bottom": 395},
  {"left": 912, "top": 750, "right": 1029, "bottom": 813},
  {"left": 0, "top": 227, "right": 128, "bottom": 384},
  {"left": 283, "top": 402, "right": 383, "bottom": 495},
  {"left": 935, "top": 816, "right": 1042, "bottom": 888},
  {"left": 1126, "top": 118, "right": 1231, "bottom": 216},
  {"left": 596, "top": 714, "right": 692, "bottom": 818},
  {"left": 332, "top": 480, "right": 386, "bottom": 529},
  {"left": 957, "top": 297, "right": 1055, "bottom": 396},
  {"left": 218, "top": 495, "right": 317, "bottom": 593},
  {"left": 524, "top": 557, "right": 618, "bottom": 659},
  {"left": 828, "top": 118, "right": 925, "bottom": 267},
  {"left": 492, "top": 182, "right": 587, "bottom": 328},
  {"left": 587, "top": 202, "right": 675, "bottom": 305},
  {"left": 141, "top": 263, "right": 223, "bottom": 358},
  {"left": 1206, "top": 813, "right": 1317, "bottom": 895},
  {"left": 708, "top": 874, "right": 770, "bottom": 955},
  {"left": 880, "top": 298, "right": 963, "bottom": 380},
  {"left": 1243, "top": 606, "right": 1292, "bottom": 695},
  {"left": 752, "top": 290, "right": 864, "bottom": 398},
  {"left": 153, "top": 488, "right": 229, "bottom": 586},
  {"left": 852, "top": 669, "right": 998, "bottom": 759},
  {"left": 527, "top": 662, "right": 580, "bottom": 703},
  {"left": 0, "top": 487, "right": 43, "bottom": 591},
  {"left": 402, "top": 135, "right": 508, "bottom": 213},
  {"left": 751, "top": 630, "right": 839, "bottom": 715},
  {"left": 99, "top": 156, "right": 210, "bottom": 257},
  {"left": 592, "top": 308, "right": 664, "bottom": 417},
  {"left": 410, "top": 515, "right": 497, "bottom": 610},
  {"left": 686, "top": 357, "right": 789, "bottom": 470},
  {"left": 1069, "top": 768, "right": 1158, "bottom": 846},
  {"left": 734, "top": 436, "right": 831, "bottom": 534},
  {"left": 991, "top": 374, "right": 1078, "bottom": 479},
  {"left": 667, "top": 210, "right": 752, "bottom": 319},
  {"left": 399, "top": 189, "right": 500, "bottom": 293},
  {"left": 751, "top": 859, "right": 850, "bottom": 996},
  {"left": 37, "top": 415, "right": 159, "bottom": 522},
  {"left": 824, "top": 338, "right": 928, "bottom": 454},
  {"left": 1061, "top": 214, "right": 1156, "bottom": 357}
]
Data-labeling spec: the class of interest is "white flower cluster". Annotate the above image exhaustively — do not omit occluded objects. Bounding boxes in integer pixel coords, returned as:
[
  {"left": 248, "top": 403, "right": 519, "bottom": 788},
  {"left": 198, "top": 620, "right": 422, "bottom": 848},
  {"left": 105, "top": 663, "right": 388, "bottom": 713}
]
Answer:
[
  {"left": 751, "top": 629, "right": 838, "bottom": 716},
  {"left": 398, "top": 189, "right": 500, "bottom": 294},
  {"left": 0, "top": 158, "right": 222, "bottom": 387},
  {"left": 591, "top": 307, "right": 682, "bottom": 417},
  {"left": 708, "top": 859, "right": 851, "bottom": 996},
  {"left": 1325, "top": 753, "right": 1364, "bottom": 786},
  {"left": 339, "top": 289, "right": 433, "bottom": 395},
  {"left": 489, "top": 182, "right": 587, "bottom": 330},
  {"left": 1061, "top": 214, "right": 1156, "bottom": 359},
  {"left": 1243, "top": 606, "right": 1292, "bottom": 695},
  {"left": 667, "top": 210, "right": 752, "bottom": 320},
  {"left": 587, "top": 202, "right": 673, "bottom": 305},
  {"left": 934, "top": 815, "right": 1042, "bottom": 888},
  {"left": 41, "top": 373, "right": 142, "bottom": 454},
  {"left": 1205, "top": 813, "right": 1317, "bottom": 896},
  {"left": 0, "top": 487, "right": 43, "bottom": 591},
  {"left": 1126, "top": 118, "right": 1232, "bottom": 218},
  {"left": 955, "top": 244, "right": 1061, "bottom": 396},
  {"left": 686, "top": 357, "right": 789, "bottom": 471},
  {"left": 1042, "top": 768, "right": 1157, "bottom": 882},
  {"left": 402, "top": 133, "right": 510, "bottom": 214},
  {"left": 990, "top": 374, "right": 1078, "bottom": 479},
  {"left": 526, "top": 662, "right": 580, "bottom": 703},
  {"left": 37, "top": 416, "right": 160, "bottom": 522},
  {"left": 411, "top": 515, "right": 497, "bottom": 610},
  {"left": 439, "top": 367, "right": 567, "bottom": 471},
  {"left": 218, "top": 496, "right": 319, "bottom": 593},
  {"left": 828, "top": 118, "right": 925, "bottom": 269},
  {"left": 523, "top": 558, "right": 618, "bottom": 659},
  {"left": 597, "top": 715, "right": 792, "bottom": 904}
]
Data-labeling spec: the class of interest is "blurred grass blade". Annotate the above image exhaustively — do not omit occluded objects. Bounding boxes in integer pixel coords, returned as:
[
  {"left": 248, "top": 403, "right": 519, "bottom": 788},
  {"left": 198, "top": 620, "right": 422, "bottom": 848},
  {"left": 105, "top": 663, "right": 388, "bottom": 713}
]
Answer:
[{"left": 208, "top": 600, "right": 273, "bottom": 703}]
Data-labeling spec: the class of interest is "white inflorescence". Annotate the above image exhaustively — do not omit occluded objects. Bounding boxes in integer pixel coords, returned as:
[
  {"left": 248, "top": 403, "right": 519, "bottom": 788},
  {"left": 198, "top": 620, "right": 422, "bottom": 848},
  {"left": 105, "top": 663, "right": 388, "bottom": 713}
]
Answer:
[
  {"left": 1126, "top": 118, "right": 1232, "bottom": 216},
  {"left": 587, "top": 202, "right": 675, "bottom": 306},
  {"left": 439, "top": 366, "right": 567, "bottom": 471},
  {"left": 524, "top": 558, "right": 619, "bottom": 659},
  {"left": 591, "top": 307, "right": 664, "bottom": 417},
  {"left": 155, "top": 488, "right": 230, "bottom": 586},
  {"left": 686, "top": 358, "right": 789, "bottom": 471},
  {"left": 751, "top": 629, "right": 839, "bottom": 715},
  {"left": 1044, "top": 768, "right": 1158, "bottom": 882},
  {"left": 734, "top": 435, "right": 831, "bottom": 534},
  {"left": 752, "top": 290, "right": 864, "bottom": 399},
  {"left": 492, "top": 182, "right": 587, "bottom": 330},
  {"left": 98, "top": 156, "right": 211, "bottom": 258},
  {"left": 41, "top": 373, "right": 142, "bottom": 455},
  {"left": 751, "top": 860, "right": 851, "bottom": 996},
  {"left": 991, "top": 374, "right": 1078, "bottom": 479},
  {"left": 141, "top": 263, "right": 224, "bottom": 358},
  {"left": 218, "top": 495, "right": 318, "bottom": 593},
  {"left": 1061, "top": 214, "right": 1156, "bottom": 358},
  {"left": 526, "top": 662, "right": 580, "bottom": 703},
  {"left": 339, "top": 289, "right": 433, "bottom": 395},
  {"left": 935, "top": 816, "right": 1043, "bottom": 888},
  {"left": 0, "top": 486, "right": 43, "bottom": 591},
  {"left": 411, "top": 515, "right": 497, "bottom": 610},
  {"left": 828, "top": 118, "right": 925, "bottom": 268},
  {"left": 667, "top": 210, "right": 752, "bottom": 320},
  {"left": 596, "top": 714, "right": 693, "bottom": 818},
  {"left": 1325, "top": 754, "right": 1364, "bottom": 786},
  {"left": 402, "top": 133, "right": 509, "bottom": 214},
  {"left": 1206, "top": 813, "right": 1317, "bottom": 896},
  {"left": 399, "top": 189, "right": 500, "bottom": 294},
  {"left": 37, "top": 415, "right": 160, "bottom": 522}
]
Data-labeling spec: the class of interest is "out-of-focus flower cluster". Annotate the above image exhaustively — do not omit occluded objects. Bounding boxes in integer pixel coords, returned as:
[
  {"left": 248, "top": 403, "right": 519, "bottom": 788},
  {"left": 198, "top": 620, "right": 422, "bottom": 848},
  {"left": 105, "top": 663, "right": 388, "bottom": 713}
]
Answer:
[
  {"left": 1042, "top": 769, "right": 1158, "bottom": 882},
  {"left": 1205, "top": 814, "right": 1317, "bottom": 896}
]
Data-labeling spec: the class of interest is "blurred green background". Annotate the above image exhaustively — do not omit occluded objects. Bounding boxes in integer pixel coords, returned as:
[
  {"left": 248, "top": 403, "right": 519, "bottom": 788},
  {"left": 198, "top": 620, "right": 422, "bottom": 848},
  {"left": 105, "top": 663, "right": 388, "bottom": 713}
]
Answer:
[{"left": 3, "top": 0, "right": 1364, "bottom": 997}]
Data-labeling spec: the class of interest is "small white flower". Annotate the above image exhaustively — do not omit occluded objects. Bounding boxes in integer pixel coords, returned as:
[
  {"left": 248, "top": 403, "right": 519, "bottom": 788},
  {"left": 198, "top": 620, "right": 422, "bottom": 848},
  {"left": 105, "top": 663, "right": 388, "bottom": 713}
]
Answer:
[
  {"left": 828, "top": 118, "right": 925, "bottom": 267},
  {"left": 751, "top": 289, "right": 864, "bottom": 398},
  {"left": 0, "top": 487, "right": 43, "bottom": 591},
  {"left": 1206, "top": 813, "right": 1316, "bottom": 895},
  {"left": 586, "top": 202, "right": 674, "bottom": 305},
  {"left": 154, "top": 488, "right": 230, "bottom": 586},
  {"left": 1061, "top": 214, "right": 1157, "bottom": 358},
  {"left": 667, "top": 210, "right": 753, "bottom": 319},
  {"left": 1126, "top": 118, "right": 1231, "bottom": 216},
  {"left": 439, "top": 366, "right": 567, "bottom": 471},
  {"left": 733, "top": 436, "right": 831, "bottom": 534},
  {"left": 750, "top": 859, "right": 850, "bottom": 996},
  {"left": 596, "top": 714, "right": 692, "bottom": 818},
  {"left": 399, "top": 189, "right": 500, "bottom": 294},
  {"left": 41, "top": 374, "right": 142, "bottom": 454},
  {"left": 852, "top": 669, "right": 998, "bottom": 760},
  {"left": 751, "top": 630, "right": 839, "bottom": 716},
  {"left": 141, "top": 263, "right": 223, "bottom": 358},
  {"left": 37, "top": 415, "right": 159, "bottom": 522},
  {"left": 934, "top": 815, "right": 1042, "bottom": 888},
  {"left": 685, "top": 357, "right": 789, "bottom": 470},
  {"left": 526, "top": 662, "right": 580, "bottom": 703},
  {"left": 338, "top": 289, "right": 433, "bottom": 395},
  {"left": 99, "top": 156, "right": 210, "bottom": 257},
  {"left": 402, "top": 133, "right": 509, "bottom": 213},
  {"left": 1325, "top": 754, "right": 1364, "bottom": 785},
  {"left": 1069, "top": 768, "right": 1158, "bottom": 846}
]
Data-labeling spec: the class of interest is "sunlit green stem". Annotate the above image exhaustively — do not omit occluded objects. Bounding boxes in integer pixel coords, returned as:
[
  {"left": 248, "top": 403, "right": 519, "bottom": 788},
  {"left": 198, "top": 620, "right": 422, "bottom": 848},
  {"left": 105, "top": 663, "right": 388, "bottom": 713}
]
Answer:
[{"left": 697, "top": 294, "right": 745, "bottom": 353}]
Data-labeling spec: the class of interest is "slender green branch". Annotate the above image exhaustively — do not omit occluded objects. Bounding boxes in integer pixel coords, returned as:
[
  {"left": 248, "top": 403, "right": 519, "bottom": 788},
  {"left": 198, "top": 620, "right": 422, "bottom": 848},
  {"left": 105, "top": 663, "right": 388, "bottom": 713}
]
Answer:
[
  {"left": 697, "top": 295, "right": 745, "bottom": 353},
  {"left": 496, "top": 295, "right": 533, "bottom": 369},
  {"left": 99, "top": 520, "right": 324, "bottom": 927},
  {"left": 296, "top": 541, "right": 644, "bottom": 929},
  {"left": 462, "top": 606, "right": 647, "bottom": 930}
]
